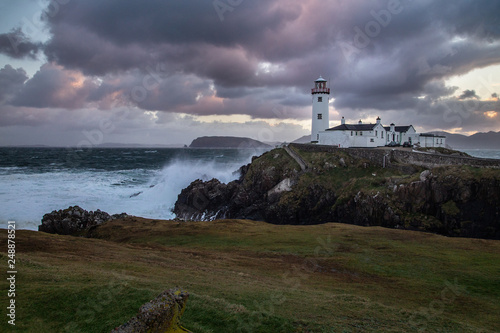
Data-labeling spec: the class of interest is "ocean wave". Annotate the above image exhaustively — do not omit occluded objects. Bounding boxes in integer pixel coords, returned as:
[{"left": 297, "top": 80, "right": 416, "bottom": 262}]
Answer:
[{"left": 0, "top": 149, "right": 258, "bottom": 230}]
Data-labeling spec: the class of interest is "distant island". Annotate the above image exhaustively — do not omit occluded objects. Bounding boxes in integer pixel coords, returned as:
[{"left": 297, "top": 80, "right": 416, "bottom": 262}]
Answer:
[{"left": 189, "top": 136, "right": 272, "bottom": 148}]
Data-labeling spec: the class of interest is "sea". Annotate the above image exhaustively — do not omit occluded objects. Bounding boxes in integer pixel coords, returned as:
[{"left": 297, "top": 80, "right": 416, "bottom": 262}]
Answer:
[
  {"left": 1, "top": 147, "right": 499, "bottom": 231},
  {"left": 0, "top": 147, "right": 270, "bottom": 230}
]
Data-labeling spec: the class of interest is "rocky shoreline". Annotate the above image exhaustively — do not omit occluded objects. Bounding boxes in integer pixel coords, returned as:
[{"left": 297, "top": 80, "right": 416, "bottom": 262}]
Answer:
[
  {"left": 173, "top": 145, "right": 500, "bottom": 239},
  {"left": 36, "top": 146, "right": 500, "bottom": 240}
]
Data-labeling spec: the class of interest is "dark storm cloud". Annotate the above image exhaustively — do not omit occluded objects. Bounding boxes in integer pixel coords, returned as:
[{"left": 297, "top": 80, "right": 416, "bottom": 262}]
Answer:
[
  {"left": 330, "top": 0, "right": 500, "bottom": 112},
  {"left": 132, "top": 72, "right": 214, "bottom": 112},
  {"left": 44, "top": 25, "right": 149, "bottom": 76},
  {"left": 46, "top": 0, "right": 292, "bottom": 47},
  {"left": 11, "top": 63, "right": 99, "bottom": 109},
  {"left": 416, "top": 97, "right": 500, "bottom": 131},
  {"left": 2, "top": 0, "right": 500, "bottom": 131},
  {"left": 0, "top": 65, "right": 28, "bottom": 102},
  {"left": 0, "top": 28, "right": 42, "bottom": 59},
  {"left": 458, "top": 89, "right": 479, "bottom": 100},
  {"left": 43, "top": 0, "right": 298, "bottom": 77},
  {"left": 40, "top": 0, "right": 500, "bottom": 97}
]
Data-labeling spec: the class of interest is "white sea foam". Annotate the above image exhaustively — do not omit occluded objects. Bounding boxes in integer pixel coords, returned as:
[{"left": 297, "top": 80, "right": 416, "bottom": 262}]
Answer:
[{"left": 0, "top": 154, "right": 251, "bottom": 230}]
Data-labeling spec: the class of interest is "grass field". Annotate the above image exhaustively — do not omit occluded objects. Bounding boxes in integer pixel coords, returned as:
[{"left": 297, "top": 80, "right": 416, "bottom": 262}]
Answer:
[{"left": 1, "top": 217, "right": 499, "bottom": 332}]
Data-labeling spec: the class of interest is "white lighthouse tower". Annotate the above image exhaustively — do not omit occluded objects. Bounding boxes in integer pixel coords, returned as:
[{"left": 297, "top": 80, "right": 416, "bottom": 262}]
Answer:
[{"left": 311, "top": 76, "right": 330, "bottom": 142}]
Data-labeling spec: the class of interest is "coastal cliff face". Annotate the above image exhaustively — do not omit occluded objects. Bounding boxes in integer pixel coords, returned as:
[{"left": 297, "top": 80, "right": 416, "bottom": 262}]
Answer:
[{"left": 173, "top": 146, "right": 500, "bottom": 239}]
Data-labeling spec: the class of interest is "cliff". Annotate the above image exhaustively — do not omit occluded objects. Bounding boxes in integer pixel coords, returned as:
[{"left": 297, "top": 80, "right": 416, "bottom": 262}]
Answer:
[
  {"left": 174, "top": 144, "right": 500, "bottom": 239},
  {"left": 189, "top": 136, "right": 271, "bottom": 148}
]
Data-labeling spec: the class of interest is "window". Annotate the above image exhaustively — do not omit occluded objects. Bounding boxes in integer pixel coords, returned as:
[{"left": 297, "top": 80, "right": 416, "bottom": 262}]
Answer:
[
  {"left": 351, "top": 131, "right": 353, "bottom": 136},
  {"left": 382, "top": 132, "right": 384, "bottom": 138},
  {"left": 375, "top": 130, "right": 378, "bottom": 137},
  {"left": 370, "top": 138, "right": 374, "bottom": 142},
  {"left": 355, "top": 131, "right": 358, "bottom": 136},
  {"left": 360, "top": 131, "right": 363, "bottom": 136},
  {"left": 317, "top": 114, "right": 322, "bottom": 119},
  {"left": 318, "top": 97, "right": 322, "bottom": 102}
]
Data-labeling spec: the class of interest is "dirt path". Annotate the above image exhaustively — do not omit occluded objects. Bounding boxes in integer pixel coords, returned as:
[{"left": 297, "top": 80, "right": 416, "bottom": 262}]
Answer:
[{"left": 284, "top": 144, "right": 308, "bottom": 171}]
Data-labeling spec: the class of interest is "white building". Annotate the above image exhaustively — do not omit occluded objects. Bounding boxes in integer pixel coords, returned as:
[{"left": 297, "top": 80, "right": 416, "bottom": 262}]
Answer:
[
  {"left": 310, "top": 77, "right": 446, "bottom": 148},
  {"left": 383, "top": 124, "right": 419, "bottom": 146},
  {"left": 419, "top": 133, "right": 446, "bottom": 148},
  {"left": 319, "top": 117, "right": 386, "bottom": 148}
]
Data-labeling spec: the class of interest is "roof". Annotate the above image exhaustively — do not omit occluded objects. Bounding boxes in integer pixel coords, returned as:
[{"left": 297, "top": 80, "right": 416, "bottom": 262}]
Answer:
[
  {"left": 327, "top": 123, "right": 378, "bottom": 131},
  {"left": 315, "top": 76, "right": 327, "bottom": 82},
  {"left": 384, "top": 125, "right": 413, "bottom": 132}
]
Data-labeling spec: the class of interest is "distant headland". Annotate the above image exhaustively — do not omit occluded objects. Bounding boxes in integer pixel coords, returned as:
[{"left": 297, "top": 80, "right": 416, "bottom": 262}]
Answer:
[{"left": 188, "top": 136, "right": 272, "bottom": 149}]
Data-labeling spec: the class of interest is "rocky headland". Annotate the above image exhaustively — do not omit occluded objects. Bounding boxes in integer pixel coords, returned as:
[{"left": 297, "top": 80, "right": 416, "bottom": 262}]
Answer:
[
  {"left": 174, "top": 144, "right": 500, "bottom": 239},
  {"left": 189, "top": 136, "right": 271, "bottom": 148}
]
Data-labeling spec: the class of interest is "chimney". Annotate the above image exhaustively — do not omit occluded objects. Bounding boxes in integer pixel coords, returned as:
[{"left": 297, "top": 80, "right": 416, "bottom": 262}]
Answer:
[
  {"left": 376, "top": 117, "right": 381, "bottom": 124},
  {"left": 341, "top": 116, "right": 345, "bottom": 125}
]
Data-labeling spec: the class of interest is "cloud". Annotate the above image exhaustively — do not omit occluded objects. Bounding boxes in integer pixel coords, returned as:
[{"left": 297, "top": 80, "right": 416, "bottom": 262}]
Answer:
[
  {"left": 9, "top": 63, "right": 101, "bottom": 109},
  {"left": 43, "top": 0, "right": 299, "bottom": 76},
  {"left": 2, "top": 0, "right": 500, "bottom": 146},
  {"left": 0, "top": 65, "right": 28, "bottom": 103},
  {"left": 458, "top": 89, "right": 479, "bottom": 100},
  {"left": 39, "top": 0, "right": 500, "bottom": 105},
  {"left": 0, "top": 28, "right": 42, "bottom": 59}
]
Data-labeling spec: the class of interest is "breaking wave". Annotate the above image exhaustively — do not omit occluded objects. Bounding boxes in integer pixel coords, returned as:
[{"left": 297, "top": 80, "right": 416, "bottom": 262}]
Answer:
[{"left": 0, "top": 148, "right": 267, "bottom": 230}]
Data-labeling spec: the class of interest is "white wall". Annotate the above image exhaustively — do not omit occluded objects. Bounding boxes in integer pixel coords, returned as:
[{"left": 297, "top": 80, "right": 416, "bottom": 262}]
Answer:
[
  {"left": 317, "top": 123, "right": 447, "bottom": 149},
  {"left": 319, "top": 123, "right": 388, "bottom": 148},
  {"left": 318, "top": 131, "right": 350, "bottom": 147},
  {"left": 420, "top": 136, "right": 446, "bottom": 148},
  {"left": 401, "top": 127, "right": 418, "bottom": 144},
  {"left": 311, "top": 93, "right": 330, "bottom": 142}
]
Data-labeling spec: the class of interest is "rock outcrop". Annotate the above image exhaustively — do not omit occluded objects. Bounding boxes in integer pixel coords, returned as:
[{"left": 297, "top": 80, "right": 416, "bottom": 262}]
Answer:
[
  {"left": 174, "top": 178, "right": 236, "bottom": 221},
  {"left": 334, "top": 169, "right": 500, "bottom": 238},
  {"left": 174, "top": 149, "right": 300, "bottom": 222},
  {"left": 112, "top": 289, "right": 191, "bottom": 333},
  {"left": 39, "top": 206, "right": 127, "bottom": 235},
  {"left": 174, "top": 146, "right": 500, "bottom": 239}
]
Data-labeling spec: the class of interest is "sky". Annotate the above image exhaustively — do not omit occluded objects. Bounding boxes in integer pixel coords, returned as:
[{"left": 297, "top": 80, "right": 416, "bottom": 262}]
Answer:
[{"left": 0, "top": 0, "right": 499, "bottom": 146}]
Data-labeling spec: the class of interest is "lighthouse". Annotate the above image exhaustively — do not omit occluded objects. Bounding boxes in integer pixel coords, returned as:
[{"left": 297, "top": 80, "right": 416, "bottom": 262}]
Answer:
[{"left": 311, "top": 76, "right": 330, "bottom": 142}]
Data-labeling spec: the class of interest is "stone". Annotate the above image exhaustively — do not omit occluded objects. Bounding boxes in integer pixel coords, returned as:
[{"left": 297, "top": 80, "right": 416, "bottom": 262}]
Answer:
[
  {"left": 420, "top": 170, "right": 432, "bottom": 182},
  {"left": 39, "top": 206, "right": 127, "bottom": 235},
  {"left": 112, "top": 289, "right": 191, "bottom": 333},
  {"left": 267, "top": 178, "right": 294, "bottom": 196}
]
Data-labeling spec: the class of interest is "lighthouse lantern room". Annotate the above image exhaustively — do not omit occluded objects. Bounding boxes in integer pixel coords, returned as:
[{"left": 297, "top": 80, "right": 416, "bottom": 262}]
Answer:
[{"left": 311, "top": 76, "right": 330, "bottom": 142}]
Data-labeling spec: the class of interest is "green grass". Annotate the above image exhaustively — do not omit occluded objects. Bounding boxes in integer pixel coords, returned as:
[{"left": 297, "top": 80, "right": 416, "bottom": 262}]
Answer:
[{"left": 1, "top": 218, "right": 500, "bottom": 332}]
